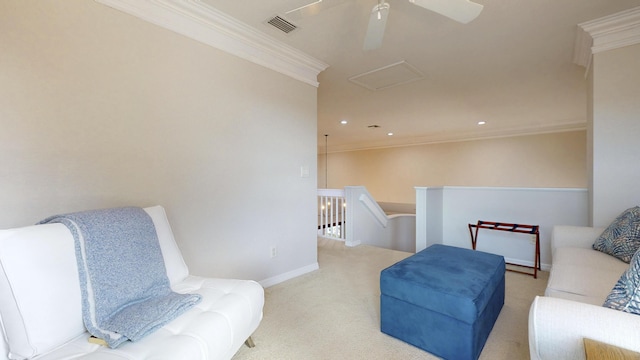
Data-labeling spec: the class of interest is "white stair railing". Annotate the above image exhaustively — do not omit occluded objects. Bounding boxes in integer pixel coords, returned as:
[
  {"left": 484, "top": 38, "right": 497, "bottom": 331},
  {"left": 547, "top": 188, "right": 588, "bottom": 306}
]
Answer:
[
  {"left": 317, "top": 189, "right": 346, "bottom": 241},
  {"left": 319, "top": 186, "right": 416, "bottom": 251}
]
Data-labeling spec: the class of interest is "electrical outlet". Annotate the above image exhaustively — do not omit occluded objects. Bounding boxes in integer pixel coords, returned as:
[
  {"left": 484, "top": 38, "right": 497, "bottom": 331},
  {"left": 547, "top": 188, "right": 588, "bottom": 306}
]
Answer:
[{"left": 271, "top": 246, "right": 277, "bottom": 258}]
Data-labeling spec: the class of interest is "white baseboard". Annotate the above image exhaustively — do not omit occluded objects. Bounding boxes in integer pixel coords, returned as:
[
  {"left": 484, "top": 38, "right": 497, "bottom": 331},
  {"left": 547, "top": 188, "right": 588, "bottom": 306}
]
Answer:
[{"left": 259, "top": 262, "right": 319, "bottom": 288}]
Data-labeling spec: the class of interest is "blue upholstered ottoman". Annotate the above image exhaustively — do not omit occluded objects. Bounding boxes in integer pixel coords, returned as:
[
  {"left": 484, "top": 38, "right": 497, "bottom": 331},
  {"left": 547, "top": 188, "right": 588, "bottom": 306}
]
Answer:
[{"left": 380, "top": 244, "right": 505, "bottom": 360}]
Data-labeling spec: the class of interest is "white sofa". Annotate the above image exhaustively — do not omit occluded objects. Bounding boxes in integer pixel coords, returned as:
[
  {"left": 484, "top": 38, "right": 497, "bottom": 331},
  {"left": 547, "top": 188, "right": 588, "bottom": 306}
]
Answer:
[
  {"left": 529, "top": 225, "right": 640, "bottom": 359},
  {"left": 0, "top": 206, "right": 264, "bottom": 360}
]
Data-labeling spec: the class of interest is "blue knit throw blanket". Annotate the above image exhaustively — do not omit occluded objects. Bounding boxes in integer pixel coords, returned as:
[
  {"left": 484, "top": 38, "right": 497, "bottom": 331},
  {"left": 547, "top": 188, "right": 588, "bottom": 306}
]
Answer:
[{"left": 39, "top": 207, "right": 201, "bottom": 348}]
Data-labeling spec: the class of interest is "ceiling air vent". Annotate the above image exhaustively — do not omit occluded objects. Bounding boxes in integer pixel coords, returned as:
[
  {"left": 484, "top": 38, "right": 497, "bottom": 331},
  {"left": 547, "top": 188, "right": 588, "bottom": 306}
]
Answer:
[{"left": 267, "top": 16, "right": 298, "bottom": 34}]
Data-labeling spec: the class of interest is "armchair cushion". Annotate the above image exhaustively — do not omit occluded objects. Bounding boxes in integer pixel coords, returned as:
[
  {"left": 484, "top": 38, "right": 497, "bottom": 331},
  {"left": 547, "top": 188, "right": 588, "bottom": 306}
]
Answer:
[
  {"left": 37, "top": 207, "right": 201, "bottom": 349},
  {"left": 26, "top": 276, "right": 264, "bottom": 360},
  {"left": 0, "top": 223, "right": 84, "bottom": 359},
  {"left": 145, "top": 205, "right": 189, "bottom": 285},
  {"left": 593, "top": 206, "right": 640, "bottom": 263},
  {"left": 545, "top": 247, "right": 627, "bottom": 306}
]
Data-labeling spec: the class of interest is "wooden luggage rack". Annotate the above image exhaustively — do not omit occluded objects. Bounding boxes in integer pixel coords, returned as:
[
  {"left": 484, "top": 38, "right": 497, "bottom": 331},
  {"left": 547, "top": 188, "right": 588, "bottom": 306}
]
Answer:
[{"left": 468, "top": 220, "right": 541, "bottom": 279}]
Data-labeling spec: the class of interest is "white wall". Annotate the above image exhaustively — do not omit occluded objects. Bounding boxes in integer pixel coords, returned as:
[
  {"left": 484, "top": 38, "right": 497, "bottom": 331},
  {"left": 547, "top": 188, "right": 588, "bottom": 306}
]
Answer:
[
  {"left": 591, "top": 43, "right": 640, "bottom": 226},
  {"left": 0, "top": 1, "right": 319, "bottom": 284}
]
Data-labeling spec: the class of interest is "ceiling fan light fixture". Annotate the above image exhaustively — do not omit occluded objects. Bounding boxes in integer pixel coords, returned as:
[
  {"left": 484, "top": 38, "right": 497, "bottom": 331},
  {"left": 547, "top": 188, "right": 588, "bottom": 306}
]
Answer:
[{"left": 363, "top": 2, "right": 390, "bottom": 51}]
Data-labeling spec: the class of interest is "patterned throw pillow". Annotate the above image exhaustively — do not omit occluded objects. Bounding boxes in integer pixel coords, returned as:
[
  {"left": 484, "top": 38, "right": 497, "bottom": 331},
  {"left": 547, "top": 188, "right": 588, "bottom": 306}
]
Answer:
[
  {"left": 593, "top": 206, "right": 640, "bottom": 263},
  {"left": 603, "top": 248, "right": 640, "bottom": 315}
]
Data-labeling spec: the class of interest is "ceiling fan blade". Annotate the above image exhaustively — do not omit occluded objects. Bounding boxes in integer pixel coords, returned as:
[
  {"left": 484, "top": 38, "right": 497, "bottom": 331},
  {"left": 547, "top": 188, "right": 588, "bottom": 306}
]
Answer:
[
  {"left": 409, "top": 0, "right": 483, "bottom": 24},
  {"left": 363, "top": 2, "right": 390, "bottom": 51},
  {"left": 285, "top": 0, "right": 344, "bottom": 21}
]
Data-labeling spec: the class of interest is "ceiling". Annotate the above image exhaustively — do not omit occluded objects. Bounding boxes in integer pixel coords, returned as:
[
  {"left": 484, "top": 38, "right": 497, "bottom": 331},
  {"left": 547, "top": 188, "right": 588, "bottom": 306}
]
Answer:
[{"left": 202, "top": 0, "right": 640, "bottom": 152}]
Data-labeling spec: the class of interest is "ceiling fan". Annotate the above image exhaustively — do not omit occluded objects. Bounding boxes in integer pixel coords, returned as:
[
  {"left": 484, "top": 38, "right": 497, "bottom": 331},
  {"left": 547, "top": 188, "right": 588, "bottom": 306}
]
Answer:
[
  {"left": 285, "top": 0, "right": 483, "bottom": 50},
  {"left": 365, "top": 0, "right": 483, "bottom": 50}
]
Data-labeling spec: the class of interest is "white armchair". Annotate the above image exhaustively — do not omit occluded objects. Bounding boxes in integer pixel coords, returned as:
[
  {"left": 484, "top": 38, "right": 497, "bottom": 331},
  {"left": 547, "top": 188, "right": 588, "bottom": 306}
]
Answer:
[
  {"left": 0, "top": 206, "right": 264, "bottom": 360},
  {"left": 528, "top": 225, "right": 640, "bottom": 359}
]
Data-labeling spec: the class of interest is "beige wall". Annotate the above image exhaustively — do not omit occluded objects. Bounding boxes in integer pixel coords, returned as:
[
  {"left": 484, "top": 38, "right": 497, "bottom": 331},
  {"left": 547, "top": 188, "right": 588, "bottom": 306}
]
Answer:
[
  {"left": 319, "top": 131, "right": 587, "bottom": 204},
  {"left": 0, "top": 1, "right": 319, "bottom": 282}
]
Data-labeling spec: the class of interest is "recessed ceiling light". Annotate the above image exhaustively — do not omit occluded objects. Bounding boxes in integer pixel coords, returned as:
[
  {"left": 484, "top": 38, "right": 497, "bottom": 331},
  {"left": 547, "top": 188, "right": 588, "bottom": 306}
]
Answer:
[
  {"left": 387, "top": 132, "right": 394, "bottom": 136},
  {"left": 478, "top": 121, "right": 486, "bottom": 125},
  {"left": 340, "top": 120, "right": 348, "bottom": 125}
]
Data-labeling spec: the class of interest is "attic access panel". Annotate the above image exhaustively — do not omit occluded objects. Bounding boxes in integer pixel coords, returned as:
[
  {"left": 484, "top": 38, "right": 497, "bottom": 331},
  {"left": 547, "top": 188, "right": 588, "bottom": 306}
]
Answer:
[{"left": 349, "top": 60, "right": 424, "bottom": 91}]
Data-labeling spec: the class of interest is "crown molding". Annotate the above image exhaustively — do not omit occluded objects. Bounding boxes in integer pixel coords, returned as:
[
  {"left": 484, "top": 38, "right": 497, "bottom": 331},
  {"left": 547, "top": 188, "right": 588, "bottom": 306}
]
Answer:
[
  {"left": 573, "top": 6, "right": 640, "bottom": 68},
  {"left": 95, "top": 0, "right": 329, "bottom": 87}
]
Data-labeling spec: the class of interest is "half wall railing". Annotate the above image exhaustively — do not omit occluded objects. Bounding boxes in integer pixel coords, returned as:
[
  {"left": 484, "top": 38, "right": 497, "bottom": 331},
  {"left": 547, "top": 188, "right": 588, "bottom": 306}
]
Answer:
[{"left": 415, "top": 186, "right": 589, "bottom": 270}]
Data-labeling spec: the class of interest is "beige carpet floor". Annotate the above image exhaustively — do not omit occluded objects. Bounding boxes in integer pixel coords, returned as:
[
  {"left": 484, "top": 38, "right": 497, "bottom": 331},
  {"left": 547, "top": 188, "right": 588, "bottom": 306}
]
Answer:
[{"left": 232, "top": 238, "right": 548, "bottom": 360}]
